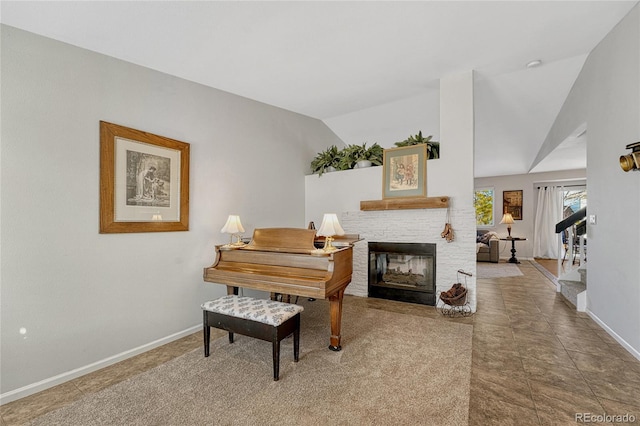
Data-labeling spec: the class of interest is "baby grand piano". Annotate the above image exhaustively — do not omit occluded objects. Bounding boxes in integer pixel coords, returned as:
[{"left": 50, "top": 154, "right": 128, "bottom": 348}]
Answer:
[{"left": 203, "top": 228, "right": 353, "bottom": 351}]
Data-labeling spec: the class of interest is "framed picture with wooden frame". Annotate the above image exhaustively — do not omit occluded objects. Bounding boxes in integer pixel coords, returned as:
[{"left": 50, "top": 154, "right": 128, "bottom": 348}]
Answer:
[
  {"left": 99, "top": 121, "right": 190, "bottom": 233},
  {"left": 503, "top": 190, "right": 523, "bottom": 220},
  {"left": 382, "top": 144, "right": 427, "bottom": 199}
]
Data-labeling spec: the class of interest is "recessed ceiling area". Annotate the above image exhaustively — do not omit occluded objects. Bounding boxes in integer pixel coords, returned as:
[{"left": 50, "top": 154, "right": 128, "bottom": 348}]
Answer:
[{"left": 1, "top": 1, "right": 637, "bottom": 177}]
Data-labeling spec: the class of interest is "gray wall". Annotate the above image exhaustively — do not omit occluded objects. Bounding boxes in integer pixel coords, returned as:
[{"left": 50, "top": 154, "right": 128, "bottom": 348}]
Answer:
[
  {"left": 541, "top": 6, "right": 640, "bottom": 355},
  {"left": 0, "top": 25, "right": 343, "bottom": 396},
  {"left": 582, "top": 5, "right": 640, "bottom": 354}
]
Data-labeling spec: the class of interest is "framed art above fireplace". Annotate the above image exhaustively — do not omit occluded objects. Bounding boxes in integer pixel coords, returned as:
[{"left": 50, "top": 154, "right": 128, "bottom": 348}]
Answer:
[{"left": 382, "top": 145, "right": 427, "bottom": 199}]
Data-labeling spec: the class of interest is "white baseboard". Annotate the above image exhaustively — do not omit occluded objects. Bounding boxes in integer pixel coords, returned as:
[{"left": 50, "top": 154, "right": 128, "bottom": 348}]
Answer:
[
  {"left": 587, "top": 310, "right": 640, "bottom": 362},
  {"left": 0, "top": 324, "right": 201, "bottom": 405},
  {"left": 576, "top": 291, "right": 587, "bottom": 312}
]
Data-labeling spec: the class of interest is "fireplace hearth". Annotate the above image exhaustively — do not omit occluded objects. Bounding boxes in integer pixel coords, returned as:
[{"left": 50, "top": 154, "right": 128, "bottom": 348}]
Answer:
[{"left": 368, "top": 242, "right": 436, "bottom": 305}]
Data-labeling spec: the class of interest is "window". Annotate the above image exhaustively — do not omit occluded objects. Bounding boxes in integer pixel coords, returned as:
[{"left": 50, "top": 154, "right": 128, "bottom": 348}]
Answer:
[
  {"left": 563, "top": 188, "right": 587, "bottom": 214},
  {"left": 561, "top": 187, "right": 587, "bottom": 249},
  {"left": 474, "top": 187, "right": 494, "bottom": 227}
]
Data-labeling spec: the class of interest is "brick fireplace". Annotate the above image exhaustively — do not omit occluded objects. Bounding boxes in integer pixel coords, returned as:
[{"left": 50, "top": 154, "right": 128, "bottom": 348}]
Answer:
[
  {"left": 339, "top": 205, "right": 477, "bottom": 312},
  {"left": 368, "top": 241, "right": 436, "bottom": 305}
]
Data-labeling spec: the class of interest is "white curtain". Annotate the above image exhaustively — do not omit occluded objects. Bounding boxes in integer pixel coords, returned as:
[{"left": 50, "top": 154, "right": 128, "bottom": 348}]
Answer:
[{"left": 533, "top": 186, "right": 563, "bottom": 258}]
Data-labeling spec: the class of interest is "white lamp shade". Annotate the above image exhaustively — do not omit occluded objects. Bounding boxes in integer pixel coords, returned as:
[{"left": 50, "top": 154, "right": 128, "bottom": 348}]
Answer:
[
  {"left": 500, "top": 213, "right": 515, "bottom": 225},
  {"left": 316, "top": 213, "right": 345, "bottom": 237},
  {"left": 221, "top": 215, "right": 245, "bottom": 234}
]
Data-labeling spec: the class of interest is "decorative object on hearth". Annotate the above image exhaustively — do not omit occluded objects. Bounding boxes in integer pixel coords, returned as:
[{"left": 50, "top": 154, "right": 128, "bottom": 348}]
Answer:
[
  {"left": 437, "top": 269, "right": 473, "bottom": 317},
  {"left": 500, "top": 212, "right": 515, "bottom": 237},
  {"left": 220, "top": 215, "right": 246, "bottom": 249},
  {"left": 314, "top": 213, "right": 345, "bottom": 253},
  {"left": 440, "top": 283, "right": 467, "bottom": 306}
]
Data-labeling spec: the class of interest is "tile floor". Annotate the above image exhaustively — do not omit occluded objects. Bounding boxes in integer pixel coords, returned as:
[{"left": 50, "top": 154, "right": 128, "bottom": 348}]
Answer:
[
  {"left": 2, "top": 260, "right": 639, "bottom": 425},
  {"left": 534, "top": 257, "right": 576, "bottom": 279}
]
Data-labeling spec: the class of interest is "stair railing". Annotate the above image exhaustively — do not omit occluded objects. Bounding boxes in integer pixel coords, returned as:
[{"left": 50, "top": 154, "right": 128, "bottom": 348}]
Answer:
[{"left": 555, "top": 207, "right": 587, "bottom": 279}]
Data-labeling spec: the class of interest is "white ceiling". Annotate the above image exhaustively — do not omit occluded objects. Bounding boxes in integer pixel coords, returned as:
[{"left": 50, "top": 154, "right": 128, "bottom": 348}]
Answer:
[{"left": 2, "top": 1, "right": 637, "bottom": 177}]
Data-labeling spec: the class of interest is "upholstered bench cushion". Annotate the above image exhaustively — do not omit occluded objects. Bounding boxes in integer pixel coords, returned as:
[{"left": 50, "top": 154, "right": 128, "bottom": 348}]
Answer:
[{"left": 201, "top": 295, "right": 304, "bottom": 326}]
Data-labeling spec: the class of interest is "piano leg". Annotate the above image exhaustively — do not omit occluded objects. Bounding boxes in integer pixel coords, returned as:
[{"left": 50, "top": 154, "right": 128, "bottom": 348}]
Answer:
[{"left": 328, "top": 288, "right": 345, "bottom": 351}]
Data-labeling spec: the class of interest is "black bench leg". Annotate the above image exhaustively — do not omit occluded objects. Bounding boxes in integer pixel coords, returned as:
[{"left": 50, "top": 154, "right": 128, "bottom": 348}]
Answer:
[
  {"left": 228, "top": 332, "right": 234, "bottom": 344},
  {"left": 272, "top": 340, "right": 280, "bottom": 381},
  {"left": 203, "top": 312, "right": 210, "bottom": 357},
  {"left": 294, "top": 315, "right": 300, "bottom": 362}
]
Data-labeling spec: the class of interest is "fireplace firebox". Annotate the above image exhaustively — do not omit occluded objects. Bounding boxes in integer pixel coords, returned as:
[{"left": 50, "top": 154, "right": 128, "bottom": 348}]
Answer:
[{"left": 368, "top": 242, "right": 436, "bottom": 305}]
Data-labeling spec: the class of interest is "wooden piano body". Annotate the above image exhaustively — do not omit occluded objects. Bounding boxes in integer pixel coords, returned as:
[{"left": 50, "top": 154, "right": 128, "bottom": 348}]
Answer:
[{"left": 203, "top": 228, "right": 353, "bottom": 350}]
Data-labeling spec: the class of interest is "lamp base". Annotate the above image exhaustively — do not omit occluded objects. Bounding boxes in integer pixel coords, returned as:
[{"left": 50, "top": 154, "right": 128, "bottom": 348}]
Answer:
[
  {"left": 222, "top": 234, "right": 246, "bottom": 250},
  {"left": 322, "top": 236, "right": 339, "bottom": 252},
  {"left": 311, "top": 236, "right": 338, "bottom": 255}
]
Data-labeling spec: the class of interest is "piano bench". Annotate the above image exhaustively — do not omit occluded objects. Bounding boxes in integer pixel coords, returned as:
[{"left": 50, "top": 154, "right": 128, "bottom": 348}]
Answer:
[{"left": 201, "top": 295, "right": 304, "bottom": 381}]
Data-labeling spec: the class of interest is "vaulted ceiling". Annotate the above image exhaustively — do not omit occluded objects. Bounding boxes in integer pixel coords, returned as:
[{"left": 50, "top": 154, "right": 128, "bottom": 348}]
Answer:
[{"left": 2, "top": 1, "right": 637, "bottom": 177}]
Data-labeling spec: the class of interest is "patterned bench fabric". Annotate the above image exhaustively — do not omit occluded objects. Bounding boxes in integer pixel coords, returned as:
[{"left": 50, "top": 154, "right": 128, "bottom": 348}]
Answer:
[{"left": 201, "top": 295, "right": 304, "bottom": 326}]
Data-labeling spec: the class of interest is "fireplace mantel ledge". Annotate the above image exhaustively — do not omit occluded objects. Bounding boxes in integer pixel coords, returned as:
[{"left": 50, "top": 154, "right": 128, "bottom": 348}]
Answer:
[{"left": 360, "top": 196, "right": 449, "bottom": 211}]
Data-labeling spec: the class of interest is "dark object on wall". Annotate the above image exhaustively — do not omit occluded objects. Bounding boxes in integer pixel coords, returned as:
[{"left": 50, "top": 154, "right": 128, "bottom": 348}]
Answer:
[
  {"left": 503, "top": 190, "right": 523, "bottom": 220},
  {"left": 620, "top": 141, "right": 640, "bottom": 172}
]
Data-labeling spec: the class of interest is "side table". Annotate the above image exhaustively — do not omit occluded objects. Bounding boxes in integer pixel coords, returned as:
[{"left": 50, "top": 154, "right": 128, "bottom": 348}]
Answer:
[{"left": 499, "top": 237, "right": 527, "bottom": 264}]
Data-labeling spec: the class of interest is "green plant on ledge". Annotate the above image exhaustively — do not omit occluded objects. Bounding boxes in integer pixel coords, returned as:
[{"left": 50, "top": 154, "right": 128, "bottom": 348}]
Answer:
[
  {"left": 359, "top": 142, "right": 384, "bottom": 165},
  {"left": 394, "top": 131, "right": 440, "bottom": 159},
  {"left": 311, "top": 145, "right": 345, "bottom": 176},
  {"left": 338, "top": 143, "right": 383, "bottom": 170}
]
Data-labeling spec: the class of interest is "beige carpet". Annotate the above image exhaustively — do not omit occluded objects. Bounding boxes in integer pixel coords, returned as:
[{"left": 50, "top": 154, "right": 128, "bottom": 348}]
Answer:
[
  {"left": 476, "top": 262, "right": 523, "bottom": 279},
  {"left": 29, "top": 300, "right": 473, "bottom": 426}
]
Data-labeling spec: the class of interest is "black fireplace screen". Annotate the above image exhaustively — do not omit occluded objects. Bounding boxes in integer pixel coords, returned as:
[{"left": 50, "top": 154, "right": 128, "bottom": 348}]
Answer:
[{"left": 368, "top": 242, "right": 436, "bottom": 305}]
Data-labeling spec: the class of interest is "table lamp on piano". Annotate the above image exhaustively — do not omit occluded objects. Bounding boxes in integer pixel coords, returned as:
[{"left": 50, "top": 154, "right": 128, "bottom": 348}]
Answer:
[
  {"left": 314, "top": 213, "right": 345, "bottom": 254},
  {"left": 221, "top": 215, "right": 246, "bottom": 249}
]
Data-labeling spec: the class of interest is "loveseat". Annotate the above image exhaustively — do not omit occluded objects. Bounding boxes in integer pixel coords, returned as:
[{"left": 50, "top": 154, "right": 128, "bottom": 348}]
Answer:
[{"left": 477, "top": 230, "right": 499, "bottom": 263}]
